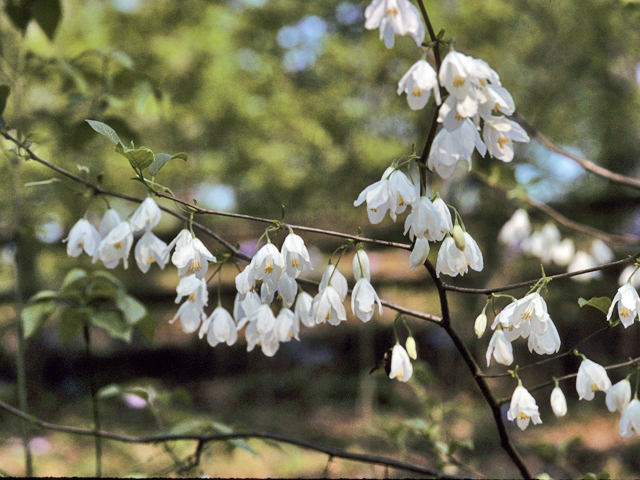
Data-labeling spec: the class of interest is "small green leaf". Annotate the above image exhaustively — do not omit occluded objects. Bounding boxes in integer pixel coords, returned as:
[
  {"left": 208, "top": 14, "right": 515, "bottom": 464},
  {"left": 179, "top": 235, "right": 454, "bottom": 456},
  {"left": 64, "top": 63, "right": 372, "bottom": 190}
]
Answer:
[
  {"left": 22, "top": 300, "right": 57, "bottom": 338},
  {"left": 61, "top": 268, "right": 87, "bottom": 292},
  {"left": 115, "top": 143, "right": 154, "bottom": 170},
  {"left": 91, "top": 309, "right": 132, "bottom": 342},
  {"left": 149, "top": 152, "right": 188, "bottom": 177},
  {"left": 31, "top": 0, "right": 62, "bottom": 41},
  {"left": 135, "top": 314, "right": 155, "bottom": 343},
  {"left": 116, "top": 292, "right": 148, "bottom": 326},
  {"left": 90, "top": 270, "right": 124, "bottom": 289},
  {"left": 86, "top": 280, "right": 118, "bottom": 303},
  {"left": 97, "top": 384, "right": 123, "bottom": 399},
  {"left": 0, "top": 85, "right": 10, "bottom": 117},
  {"left": 110, "top": 51, "right": 134, "bottom": 70},
  {"left": 59, "top": 307, "right": 91, "bottom": 343},
  {"left": 28, "top": 290, "right": 60, "bottom": 303},
  {"left": 578, "top": 297, "right": 612, "bottom": 315},
  {"left": 4, "top": 0, "right": 32, "bottom": 35},
  {"left": 86, "top": 120, "right": 121, "bottom": 145}
]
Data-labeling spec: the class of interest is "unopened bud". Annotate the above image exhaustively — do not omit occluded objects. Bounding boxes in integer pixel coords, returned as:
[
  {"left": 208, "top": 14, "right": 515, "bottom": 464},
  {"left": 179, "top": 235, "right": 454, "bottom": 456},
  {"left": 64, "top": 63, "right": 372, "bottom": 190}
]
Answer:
[
  {"left": 452, "top": 225, "right": 466, "bottom": 251},
  {"left": 474, "top": 312, "right": 487, "bottom": 338},
  {"left": 405, "top": 336, "right": 417, "bottom": 360}
]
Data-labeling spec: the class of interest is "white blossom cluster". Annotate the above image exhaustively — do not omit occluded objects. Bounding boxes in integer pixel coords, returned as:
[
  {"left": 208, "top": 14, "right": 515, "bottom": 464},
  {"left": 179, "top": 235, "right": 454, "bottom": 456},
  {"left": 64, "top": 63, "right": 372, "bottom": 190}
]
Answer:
[{"left": 499, "top": 209, "right": 614, "bottom": 281}]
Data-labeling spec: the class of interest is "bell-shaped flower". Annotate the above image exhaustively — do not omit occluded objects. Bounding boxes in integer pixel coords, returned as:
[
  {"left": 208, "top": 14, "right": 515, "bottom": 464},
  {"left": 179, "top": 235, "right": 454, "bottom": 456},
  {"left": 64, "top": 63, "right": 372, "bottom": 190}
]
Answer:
[
  {"left": 619, "top": 398, "right": 640, "bottom": 439},
  {"left": 507, "top": 385, "right": 542, "bottom": 431},
  {"left": 235, "top": 259, "right": 257, "bottom": 297},
  {"left": 527, "top": 318, "right": 561, "bottom": 355},
  {"left": 435, "top": 231, "right": 483, "bottom": 277},
  {"left": 619, "top": 265, "right": 640, "bottom": 289},
  {"left": 486, "top": 329, "right": 513, "bottom": 366},
  {"left": 606, "top": 379, "right": 632, "bottom": 413},
  {"left": 319, "top": 265, "right": 348, "bottom": 301},
  {"left": 354, "top": 168, "right": 417, "bottom": 223},
  {"left": 171, "top": 231, "right": 216, "bottom": 279},
  {"left": 524, "top": 223, "right": 561, "bottom": 264},
  {"left": 248, "top": 303, "right": 277, "bottom": 336},
  {"left": 591, "top": 239, "right": 614, "bottom": 264},
  {"left": 576, "top": 358, "right": 612, "bottom": 401},
  {"left": 281, "top": 233, "right": 313, "bottom": 278},
  {"left": 98, "top": 209, "right": 122, "bottom": 238},
  {"left": 437, "top": 95, "right": 479, "bottom": 132},
  {"left": 204, "top": 306, "right": 238, "bottom": 347},
  {"left": 490, "top": 301, "right": 518, "bottom": 336},
  {"left": 513, "top": 292, "right": 550, "bottom": 336},
  {"left": 170, "top": 300, "right": 206, "bottom": 334},
  {"left": 294, "top": 291, "right": 315, "bottom": 328},
  {"left": 551, "top": 238, "right": 575, "bottom": 267},
  {"left": 428, "top": 120, "right": 486, "bottom": 178},
  {"left": 389, "top": 344, "right": 413, "bottom": 382},
  {"left": 130, "top": 197, "right": 162, "bottom": 233},
  {"left": 478, "top": 84, "right": 515, "bottom": 120},
  {"left": 439, "top": 51, "right": 484, "bottom": 101},
  {"left": 351, "top": 278, "right": 383, "bottom": 323},
  {"left": 483, "top": 116, "right": 530, "bottom": 163},
  {"left": 65, "top": 218, "right": 101, "bottom": 257},
  {"left": 311, "top": 286, "right": 347, "bottom": 326},
  {"left": 432, "top": 198, "right": 453, "bottom": 241},
  {"left": 498, "top": 209, "right": 530, "bottom": 248},
  {"left": 404, "top": 196, "right": 442, "bottom": 242},
  {"left": 353, "top": 249, "right": 371, "bottom": 282},
  {"left": 93, "top": 221, "right": 134, "bottom": 269},
  {"left": 388, "top": 169, "right": 418, "bottom": 218},
  {"left": 408, "top": 237, "right": 430, "bottom": 271},
  {"left": 607, "top": 283, "right": 640, "bottom": 328},
  {"left": 275, "top": 308, "right": 299, "bottom": 342},
  {"left": 550, "top": 386, "right": 567, "bottom": 418},
  {"left": 397, "top": 59, "right": 441, "bottom": 110},
  {"left": 174, "top": 274, "right": 208, "bottom": 306},
  {"left": 252, "top": 242, "right": 285, "bottom": 284},
  {"left": 134, "top": 230, "right": 168, "bottom": 273},
  {"left": 234, "top": 291, "right": 261, "bottom": 324},
  {"left": 567, "top": 251, "right": 601, "bottom": 282},
  {"left": 278, "top": 273, "right": 298, "bottom": 308},
  {"left": 364, "top": 0, "right": 425, "bottom": 49}
]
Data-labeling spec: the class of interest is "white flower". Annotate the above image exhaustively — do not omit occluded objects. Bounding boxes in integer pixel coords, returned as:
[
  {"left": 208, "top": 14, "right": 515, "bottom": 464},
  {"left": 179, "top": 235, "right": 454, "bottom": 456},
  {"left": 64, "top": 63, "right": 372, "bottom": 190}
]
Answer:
[
  {"left": 397, "top": 59, "right": 441, "bottom": 110},
  {"left": 435, "top": 232, "right": 483, "bottom": 277},
  {"left": 551, "top": 238, "right": 575, "bottom": 267},
  {"left": 174, "top": 274, "right": 208, "bottom": 306},
  {"left": 311, "top": 286, "right": 347, "bottom": 326},
  {"left": 364, "top": 0, "right": 425, "bottom": 49},
  {"left": 389, "top": 344, "right": 412, "bottom": 382},
  {"left": 619, "top": 265, "right": 640, "bottom": 289},
  {"left": 527, "top": 318, "right": 561, "bottom": 355},
  {"left": 319, "top": 265, "right": 348, "bottom": 301},
  {"left": 619, "top": 398, "right": 640, "bottom": 439},
  {"left": 576, "top": 358, "right": 612, "bottom": 401},
  {"left": 550, "top": 386, "right": 567, "bottom": 418},
  {"left": 130, "top": 197, "right": 162, "bottom": 233},
  {"left": 474, "top": 312, "right": 487, "bottom": 338},
  {"left": 353, "top": 167, "right": 417, "bottom": 223},
  {"left": 428, "top": 120, "right": 486, "bottom": 178},
  {"left": 98, "top": 209, "right": 122, "bottom": 238},
  {"left": 567, "top": 251, "right": 601, "bottom": 282},
  {"left": 278, "top": 273, "right": 298, "bottom": 308},
  {"left": 170, "top": 300, "right": 206, "bottom": 334},
  {"left": 606, "top": 379, "right": 632, "bottom": 414},
  {"left": 294, "top": 291, "right": 315, "bottom": 328},
  {"left": 405, "top": 337, "right": 417, "bottom": 360},
  {"left": 252, "top": 242, "right": 285, "bottom": 284},
  {"left": 437, "top": 95, "right": 480, "bottom": 132},
  {"left": 353, "top": 249, "right": 371, "bottom": 281},
  {"left": 507, "top": 385, "right": 542, "bottom": 431},
  {"left": 490, "top": 301, "right": 523, "bottom": 341},
  {"left": 351, "top": 278, "right": 383, "bottom": 323},
  {"left": 93, "top": 221, "right": 134, "bottom": 269},
  {"left": 403, "top": 196, "right": 442, "bottom": 241},
  {"left": 486, "top": 329, "right": 513, "bottom": 366},
  {"left": 275, "top": 308, "right": 298, "bottom": 342},
  {"left": 408, "top": 237, "right": 430, "bottom": 271},
  {"left": 432, "top": 198, "right": 453, "bottom": 240},
  {"left": 172, "top": 233, "right": 216, "bottom": 279},
  {"left": 249, "top": 303, "right": 277, "bottom": 336},
  {"left": 201, "top": 306, "right": 237, "bottom": 347},
  {"left": 65, "top": 219, "right": 101, "bottom": 257},
  {"left": 235, "top": 260, "right": 256, "bottom": 297},
  {"left": 513, "top": 292, "right": 550, "bottom": 336},
  {"left": 499, "top": 209, "right": 530, "bottom": 248},
  {"left": 524, "top": 223, "right": 560, "bottom": 264},
  {"left": 439, "top": 51, "right": 499, "bottom": 102},
  {"left": 281, "top": 233, "right": 313, "bottom": 278},
  {"left": 478, "top": 84, "right": 515, "bottom": 120},
  {"left": 591, "top": 239, "right": 614, "bottom": 264},
  {"left": 482, "top": 116, "right": 530, "bottom": 163},
  {"left": 607, "top": 283, "right": 640, "bottom": 328},
  {"left": 234, "top": 291, "right": 261, "bottom": 324},
  {"left": 134, "top": 231, "right": 167, "bottom": 273}
]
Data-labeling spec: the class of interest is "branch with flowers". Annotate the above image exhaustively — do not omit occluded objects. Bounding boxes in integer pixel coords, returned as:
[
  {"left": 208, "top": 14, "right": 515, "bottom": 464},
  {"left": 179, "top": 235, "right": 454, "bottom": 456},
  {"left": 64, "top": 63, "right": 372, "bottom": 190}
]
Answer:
[{"left": 4, "top": 0, "right": 640, "bottom": 478}]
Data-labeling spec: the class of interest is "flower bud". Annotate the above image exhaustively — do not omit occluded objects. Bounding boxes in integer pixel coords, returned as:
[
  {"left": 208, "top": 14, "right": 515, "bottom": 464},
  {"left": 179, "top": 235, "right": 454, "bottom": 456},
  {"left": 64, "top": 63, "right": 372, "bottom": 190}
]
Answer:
[
  {"left": 474, "top": 312, "right": 487, "bottom": 338},
  {"left": 405, "top": 336, "right": 417, "bottom": 360},
  {"left": 452, "top": 225, "right": 466, "bottom": 251},
  {"left": 550, "top": 386, "right": 567, "bottom": 417}
]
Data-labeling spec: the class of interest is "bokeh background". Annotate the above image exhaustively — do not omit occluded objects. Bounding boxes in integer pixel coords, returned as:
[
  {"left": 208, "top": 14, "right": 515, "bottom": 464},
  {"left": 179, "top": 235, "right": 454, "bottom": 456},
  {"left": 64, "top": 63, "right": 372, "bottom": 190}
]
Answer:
[{"left": 0, "top": 0, "right": 640, "bottom": 477}]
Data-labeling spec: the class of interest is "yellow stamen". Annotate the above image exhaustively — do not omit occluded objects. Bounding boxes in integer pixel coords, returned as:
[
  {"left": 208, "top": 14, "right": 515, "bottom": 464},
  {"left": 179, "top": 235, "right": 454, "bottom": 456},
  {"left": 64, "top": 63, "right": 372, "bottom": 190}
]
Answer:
[
  {"left": 493, "top": 103, "right": 501, "bottom": 113},
  {"left": 264, "top": 263, "right": 274, "bottom": 274},
  {"left": 326, "top": 312, "right": 332, "bottom": 320},
  {"left": 454, "top": 112, "right": 464, "bottom": 120},
  {"left": 411, "top": 86, "right": 423, "bottom": 97},
  {"left": 188, "top": 260, "right": 202, "bottom": 273},
  {"left": 188, "top": 293, "right": 196, "bottom": 302},
  {"left": 453, "top": 76, "right": 465, "bottom": 88},
  {"left": 370, "top": 208, "right": 377, "bottom": 213},
  {"left": 479, "top": 79, "right": 487, "bottom": 87},
  {"left": 77, "top": 241, "right": 84, "bottom": 249},
  {"left": 520, "top": 311, "right": 532, "bottom": 320},
  {"left": 397, "top": 370, "right": 404, "bottom": 380},
  {"left": 621, "top": 307, "right": 630, "bottom": 318},
  {"left": 291, "top": 258, "right": 300, "bottom": 268},
  {"left": 591, "top": 383, "right": 600, "bottom": 393},
  {"left": 518, "top": 412, "right": 529, "bottom": 420},
  {"left": 498, "top": 136, "right": 510, "bottom": 149},
  {"left": 114, "top": 241, "right": 123, "bottom": 250},
  {"left": 386, "top": 7, "right": 398, "bottom": 17},
  {"left": 508, "top": 325, "right": 514, "bottom": 332},
  {"left": 147, "top": 256, "right": 156, "bottom": 264},
  {"left": 398, "top": 194, "right": 405, "bottom": 206}
]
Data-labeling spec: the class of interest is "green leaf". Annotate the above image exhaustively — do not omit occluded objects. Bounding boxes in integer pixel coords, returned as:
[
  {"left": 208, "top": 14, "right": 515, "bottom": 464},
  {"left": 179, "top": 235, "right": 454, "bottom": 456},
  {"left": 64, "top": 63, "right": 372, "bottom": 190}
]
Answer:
[
  {"left": 149, "top": 152, "right": 188, "bottom": 177},
  {"left": 135, "top": 314, "right": 156, "bottom": 343},
  {"left": 86, "top": 279, "right": 119, "bottom": 304},
  {"left": 21, "top": 300, "right": 57, "bottom": 338},
  {"left": 61, "top": 268, "right": 87, "bottom": 292},
  {"left": 0, "top": 85, "right": 10, "bottom": 117},
  {"left": 31, "top": 0, "right": 62, "bottom": 41},
  {"left": 97, "top": 384, "right": 123, "bottom": 399},
  {"left": 4, "top": 0, "right": 32, "bottom": 35},
  {"left": 91, "top": 309, "right": 132, "bottom": 342},
  {"left": 90, "top": 270, "right": 124, "bottom": 289},
  {"left": 110, "top": 51, "right": 134, "bottom": 69},
  {"left": 116, "top": 292, "right": 148, "bottom": 326},
  {"left": 59, "top": 307, "right": 91, "bottom": 343},
  {"left": 28, "top": 290, "right": 60, "bottom": 303},
  {"left": 578, "top": 297, "right": 612, "bottom": 315},
  {"left": 86, "top": 120, "right": 121, "bottom": 145},
  {"left": 115, "top": 143, "right": 154, "bottom": 170}
]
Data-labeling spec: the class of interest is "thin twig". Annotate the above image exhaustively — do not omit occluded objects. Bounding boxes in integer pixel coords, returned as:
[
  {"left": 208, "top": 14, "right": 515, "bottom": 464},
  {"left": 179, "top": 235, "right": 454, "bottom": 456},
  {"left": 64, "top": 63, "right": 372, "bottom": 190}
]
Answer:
[{"left": 83, "top": 325, "right": 102, "bottom": 477}]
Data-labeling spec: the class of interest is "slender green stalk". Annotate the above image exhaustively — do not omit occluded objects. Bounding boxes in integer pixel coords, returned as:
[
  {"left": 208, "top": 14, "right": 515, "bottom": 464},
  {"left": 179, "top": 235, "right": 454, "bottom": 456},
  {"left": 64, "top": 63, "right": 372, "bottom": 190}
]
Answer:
[{"left": 83, "top": 325, "right": 102, "bottom": 477}]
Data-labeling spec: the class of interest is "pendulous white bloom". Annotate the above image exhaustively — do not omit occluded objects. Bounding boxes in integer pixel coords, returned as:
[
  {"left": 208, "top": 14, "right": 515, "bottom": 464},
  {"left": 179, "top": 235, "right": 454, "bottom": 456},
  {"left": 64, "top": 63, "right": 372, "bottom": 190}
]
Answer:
[
  {"left": 294, "top": 291, "right": 315, "bottom": 328},
  {"left": 435, "top": 231, "right": 483, "bottom": 277},
  {"left": 98, "top": 209, "right": 122, "bottom": 238},
  {"left": 134, "top": 230, "right": 168, "bottom": 273},
  {"left": 550, "top": 386, "right": 567, "bottom": 418},
  {"left": 250, "top": 303, "right": 278, "bottom": 336},
  {"left": 201, "top": 306, "right": 238, "bottom": 347},
  {"left": 65, "top": 218, "right": 101, "bottom": 257},
  {"left": 576, "top": 358, "right": 612, "bottom": 401},
  {"left": 619, "top": 265, "right": 640, "bottom": 289},
  {"left": 591, "top": 239, "right": 614, "bottom": 264},
  {"left": 275, "top": 307, "right": 298, "bottom": 342},
  {"left": 408, "top": 237, "right": 430, "bottom": 271},
  {"left": 607, "top": 283, "right": 640, "bottom": 328},
  {"left": 606, "top": 379, "right": 632, "bottom": 414},
  {"left": 389, "top": 344, "right": 413, "bottom": 382},
  {"left": 354, "top": 167, "right": 417, "bottom": 224},
  {"left": 311, "top": 285, "right": 347, "bottom": 326},
  {"left": 130, "top": 197, "right": 162, "bottom": 233},
  {"left": 474, "top": 312, "right": 487, "bottom": 338},
  {"left": 235, "top": 259, "right": 256, "bottom": 297},
  {"left": 171, "top": 300, "right": 207, "bottom": 334},
  {"left": 351, "top": 278, "right": 383, "bottom": 323},
  {"left": 353, "top": 249, "right": 371, "bottom": 281},
  {"left": 527, "top": 318, "right": 561, "bottom": 355},
  {"left": 551, "top": 238, "right": 575, "bottom": 267},
  {"left": 507, "top": 385, "right": 542, "bottom": 430},
  {"left": 427, "top": 120, "right": 486, "bottom": 178},
  {"left": 404, "top": 196, "right": 442, "bottom": 241},
  {"left": 174, "top": 274, "right": 209, "bottom": 306},
  {"left": 513, "top": 292, "right": 550, "bottom": 336},
  {"left": 619, "top": 398, "right": 640, "bottom": 439},
  {"left": 397, "top": 59, "right": 441, "bottom": 110},
  {"left": 524, "top": 223, "right": 561, "bottom": 264},
  {"left": 170, "top": 231, "right": 216, "bottom": 279},
  {"left": 486, "top": 329, "right": 513, "bottom": 366},
  {"left": 498, "top": 209, "right": 530, "bottom": 248},
  {"left": 482, "top": 116, "right": 530, "bottom": 163},
  {"left": 281, "top": 233, "right": 313, "bottom": 278},
  {"left": 278, "top": 273, "right": 298, "bottom": 308},
  {"left": 432, "top": 198, "right": 453, "bottom": 240},
  {"left": 405, "top": 336, "right": 417, "bottom": 360},
  {"left": 93, "top": 221, "right": 134, "bottom": 269},
  {"left": 252, "top": 242, "right": 284, "bottom": 283},
  {"left": 364, "top": 0, "right": 425, "bottom": 49},
  {"left": 319, "top": 265, "right": 348, "bottom": 301},
  {"left": 567, "top": 251, "right": 601, "bottom": 282}
]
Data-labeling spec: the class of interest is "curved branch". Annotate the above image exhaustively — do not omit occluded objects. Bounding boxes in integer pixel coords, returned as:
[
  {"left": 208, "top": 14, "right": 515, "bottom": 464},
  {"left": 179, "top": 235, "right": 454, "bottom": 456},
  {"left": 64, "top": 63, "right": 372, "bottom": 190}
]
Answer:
[
  {"left": 0, "top": 398, "right": 465, "bottom": 479},
  {"left": 514, "top": 113, "right": 640, "bottom": 192}
]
